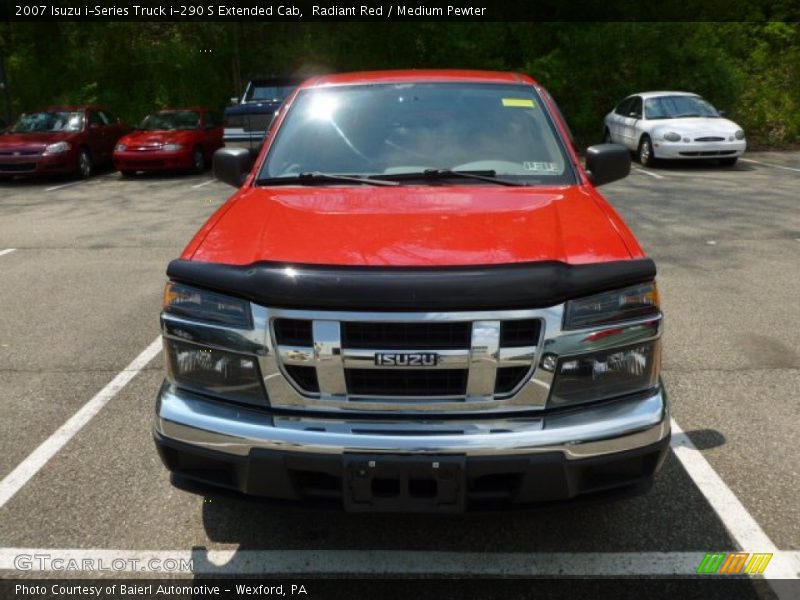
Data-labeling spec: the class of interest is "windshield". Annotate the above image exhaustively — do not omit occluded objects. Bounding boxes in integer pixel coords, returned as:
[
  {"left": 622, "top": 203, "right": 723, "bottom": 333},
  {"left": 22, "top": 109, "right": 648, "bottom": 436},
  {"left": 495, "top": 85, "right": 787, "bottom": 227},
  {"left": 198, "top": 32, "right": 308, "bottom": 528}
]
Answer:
[
  {"left": 11, "top": 111, "right": 84, "bottom": 133},
  {"left": 260, "top": 82, "right": 573, "bottom": 184},
  {"left": 645, "top": 96, "right": 720, "bottom": 119},
  {"left": 140, "top": 111, "right": 201, "bottom": 130},
  {"left": 246, "top": 85, "right": 295, "bottom": 103}
]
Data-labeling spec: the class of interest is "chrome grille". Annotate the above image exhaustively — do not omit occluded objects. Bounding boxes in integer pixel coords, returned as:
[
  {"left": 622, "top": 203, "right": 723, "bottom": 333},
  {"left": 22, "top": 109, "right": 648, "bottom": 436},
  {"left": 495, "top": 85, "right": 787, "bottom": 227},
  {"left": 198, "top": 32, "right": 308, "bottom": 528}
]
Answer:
[
  {"left": 273, "top": 316, "right": 541, "bottom": 402},
  {"left": 694, "top": 136, "right": 725, "bottom": 142}
]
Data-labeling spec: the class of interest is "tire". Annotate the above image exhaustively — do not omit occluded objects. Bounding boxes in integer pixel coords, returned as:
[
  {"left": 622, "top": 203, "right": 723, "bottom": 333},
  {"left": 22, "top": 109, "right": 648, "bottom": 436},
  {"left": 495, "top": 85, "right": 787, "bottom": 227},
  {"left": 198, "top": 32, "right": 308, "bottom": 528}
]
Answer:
[
  {"left": 191, "top": 147, "right": 205, "bottom": 174},
  {"left": 638, "top": 135, "right": 656, "bottom": 167},
  {"left": 603, "top": 128, "right": 613, "bottom": 144},
  {"left": 719, "top": 157, "right": 738, "bottom": 166},
  {"left": 76, "top": 148, "right": 92, "bottom": 179}
]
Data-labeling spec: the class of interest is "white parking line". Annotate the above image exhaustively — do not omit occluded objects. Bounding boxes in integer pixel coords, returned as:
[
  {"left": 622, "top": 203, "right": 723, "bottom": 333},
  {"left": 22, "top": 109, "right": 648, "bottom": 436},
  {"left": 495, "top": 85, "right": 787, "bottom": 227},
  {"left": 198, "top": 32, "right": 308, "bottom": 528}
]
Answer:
[
  {"left": 45, "top": 180, "right": 85, "bottom": 192},
  {"left": 191, "top": 179, "right": 217, "bottom": 189},
  {"left": 0, "top": 548, "right": 798, "bottom": 576},
  {"left": 0, "top": 337, "right": 162, "bottom": 510},
  {"left": 671, "top": 418, "right": 799, "bottom": 589},
  {"left": 0, "top": 248, "right": 16, "bottom": 257},
  {"left": 741, "top": 158, "right": 800, "bottom": 173},
  {"left": 631, "top": 167, "right": 665, "bottom": 179}
]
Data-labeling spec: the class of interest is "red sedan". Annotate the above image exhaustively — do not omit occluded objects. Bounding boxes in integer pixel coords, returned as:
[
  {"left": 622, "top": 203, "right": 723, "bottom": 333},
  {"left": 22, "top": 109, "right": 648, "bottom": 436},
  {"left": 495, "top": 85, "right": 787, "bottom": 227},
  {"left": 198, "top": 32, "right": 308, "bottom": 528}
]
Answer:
[
  {"left": 0, "top": 106, "right": 128, "bottom": 179},
  {"left": 113, "top": 108, "right": 224, "bottom": 175}
]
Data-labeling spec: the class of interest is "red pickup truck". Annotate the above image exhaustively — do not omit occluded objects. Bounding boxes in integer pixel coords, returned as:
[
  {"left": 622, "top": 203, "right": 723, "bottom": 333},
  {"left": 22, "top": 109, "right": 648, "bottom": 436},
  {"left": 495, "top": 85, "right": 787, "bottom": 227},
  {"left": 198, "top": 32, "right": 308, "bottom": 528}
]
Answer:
[{"left": 155, "top": 70, "right": 669, "bottom": 512}]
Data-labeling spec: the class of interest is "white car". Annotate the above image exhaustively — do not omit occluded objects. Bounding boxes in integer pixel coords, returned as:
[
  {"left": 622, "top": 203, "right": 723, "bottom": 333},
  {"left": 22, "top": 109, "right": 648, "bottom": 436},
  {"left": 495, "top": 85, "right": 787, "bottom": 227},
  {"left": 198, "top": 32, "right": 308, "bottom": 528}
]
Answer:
[{"left": 603, "top": 91, "right": 746, "bottom": 166}]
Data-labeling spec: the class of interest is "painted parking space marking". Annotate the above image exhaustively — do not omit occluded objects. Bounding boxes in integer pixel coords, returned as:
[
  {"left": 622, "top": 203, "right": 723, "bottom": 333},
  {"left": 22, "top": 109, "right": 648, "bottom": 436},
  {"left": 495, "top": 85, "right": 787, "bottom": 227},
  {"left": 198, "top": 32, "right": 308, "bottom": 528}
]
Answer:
[
  {"left": 0, "top": 547, "right": 798, "bottom": 577},
  {"left": 631, "top": 167, "right": 665, "bottom": 179},
  {"left": 0, "top": 337, "right": 162, "bottom": 510},
  {"left": 741, "top": 158, "right": 800, "bottom": 173},
  {"left": 45, "top": 180, "right": 86, "bottom": 192},
  {"left": 670, "top": 418, "right": 799, "bottom": 590},
  {"left": 0, "top": 248, "right": 16, "bottom": 257},
  {"left": 191, "top": 178, "right": 217, "bottom": 189}
]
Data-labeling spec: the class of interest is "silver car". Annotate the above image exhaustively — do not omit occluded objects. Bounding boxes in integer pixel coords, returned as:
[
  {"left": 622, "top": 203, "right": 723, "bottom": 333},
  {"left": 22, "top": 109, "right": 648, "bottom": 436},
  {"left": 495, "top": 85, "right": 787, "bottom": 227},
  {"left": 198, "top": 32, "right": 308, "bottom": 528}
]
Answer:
[{"left": 603, "top": 91, "right": 746, "bottom": 166}]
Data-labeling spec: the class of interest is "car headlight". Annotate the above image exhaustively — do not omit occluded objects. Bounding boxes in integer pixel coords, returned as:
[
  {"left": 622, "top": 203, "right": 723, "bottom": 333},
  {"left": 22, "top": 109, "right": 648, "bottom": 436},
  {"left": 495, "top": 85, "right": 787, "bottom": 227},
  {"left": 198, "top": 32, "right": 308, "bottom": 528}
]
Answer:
[
  {"left": 162, "top": 143, "right": 184, "bottom": 152},
  {"left": 564, "top": 282, "right": 659, "bottom": 330},
  {"left": 163, "top": 282, "right": 252, "bottom": 328},
  {"left": 164, "top": 338, "right": 266, "bottom": 406},
  {"left": 735, "top": 129, "right": 745, "bottom": 140},
  {"left": 663, "top": 132, "right": 682, "bottom": 142},
  {"left": 162, "top": 282, "right": 265, "bottom": 405},
  {"left": 43, "top": 141, "right": 71, "bottom": 155},
  {"left": 115, "top": 143, "right": 127, "bottom": 152},
  {"left": 547, "top": 340, "right": 661, "bottom": 407}
]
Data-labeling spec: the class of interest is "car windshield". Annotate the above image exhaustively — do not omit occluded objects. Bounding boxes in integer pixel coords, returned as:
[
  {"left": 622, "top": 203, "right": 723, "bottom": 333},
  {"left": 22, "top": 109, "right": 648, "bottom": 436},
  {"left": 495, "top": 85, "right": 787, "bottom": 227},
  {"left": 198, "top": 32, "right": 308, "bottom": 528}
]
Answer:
[
  {"left": 246, "top": 84, "right": 295, "bottom": 102},
  {"left": 140, "top": 111, "right": 201, "bottom": 130},
  {"left": 645, "top": 95, "right": 720, "bottom": 119},
  {"left": 259, "top": 82, "right": 573, "bottom": 184},
  {"left": 11, "top": 111, "right": 84, "bottom": 133}
]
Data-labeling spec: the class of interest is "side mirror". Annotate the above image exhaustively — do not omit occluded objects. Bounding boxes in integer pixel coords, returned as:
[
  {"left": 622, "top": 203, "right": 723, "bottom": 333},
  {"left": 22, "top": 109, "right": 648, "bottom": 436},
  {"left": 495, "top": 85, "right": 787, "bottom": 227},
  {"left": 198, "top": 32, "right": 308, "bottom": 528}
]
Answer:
[
  {"left": 718, "top": 109, "right": 727, "bottom": 117},
  {"left": 230, "top": 96, "right": 240, "bottom": 105},
  {"left": 213, "top": 147, "right": 254, "bottom": 188},
  {"left": 585, "top": 143, "right": 631, "bottom": 186}
]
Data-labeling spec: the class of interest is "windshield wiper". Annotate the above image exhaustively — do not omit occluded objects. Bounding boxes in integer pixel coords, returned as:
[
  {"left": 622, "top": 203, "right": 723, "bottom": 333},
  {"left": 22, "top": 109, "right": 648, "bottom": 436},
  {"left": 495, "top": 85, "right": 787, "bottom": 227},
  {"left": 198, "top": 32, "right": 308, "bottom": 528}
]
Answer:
[
  {"left": 674, "top": 113, "right": 701, "bottom": 118},
  {"left": 374, "top": 168, "right": 527, "bottom": 186},
  {"left": 256, "top": 172, "right": 398, "bottom": 187}
]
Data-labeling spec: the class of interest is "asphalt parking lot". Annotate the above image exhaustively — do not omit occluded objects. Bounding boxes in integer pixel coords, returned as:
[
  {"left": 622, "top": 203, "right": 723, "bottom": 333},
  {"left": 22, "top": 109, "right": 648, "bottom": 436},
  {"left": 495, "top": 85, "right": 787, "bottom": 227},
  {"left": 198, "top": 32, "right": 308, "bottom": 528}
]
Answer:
[{"left": 0, "top": 154, "right": 798, "bottom": 597}]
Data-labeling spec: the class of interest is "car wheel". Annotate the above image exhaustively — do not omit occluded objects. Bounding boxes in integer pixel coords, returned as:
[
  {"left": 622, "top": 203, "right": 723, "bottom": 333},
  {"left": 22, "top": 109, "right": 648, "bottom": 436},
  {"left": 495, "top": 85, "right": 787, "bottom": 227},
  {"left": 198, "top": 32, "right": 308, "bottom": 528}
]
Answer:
[
  {"left": 719, "top": 157, "right": 738, "bottom": 166},
  {"left": 192, "top": 148, "right": 205, "bottom": 174},
  {"left": 638, "top": 135, "right": 656, "bottom": 167},
  {"left": 76, "top": 148, "right": 92, "bottom": 179},
  {"left": 603, "top": 128, "right": 613, "bottom": 144}
]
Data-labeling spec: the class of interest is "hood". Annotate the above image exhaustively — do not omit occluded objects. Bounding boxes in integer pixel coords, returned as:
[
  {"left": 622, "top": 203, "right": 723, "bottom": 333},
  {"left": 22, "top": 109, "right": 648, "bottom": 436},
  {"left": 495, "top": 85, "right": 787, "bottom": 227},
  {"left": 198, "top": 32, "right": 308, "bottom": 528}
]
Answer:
[
  {"left": 119, "top": 130, "right": 197, "bottom": 146},
  {"left": 187, "top": 185, "right": 636, "bottom": 267},
  {"left": 225, "top": 102, "right": 281, "bottom": 116},
  {"left": 651, "top": 117, "right": 741, "bottom": 136},
  {"left": 0, "top": 131, "right": 77, "bottom": 150}
]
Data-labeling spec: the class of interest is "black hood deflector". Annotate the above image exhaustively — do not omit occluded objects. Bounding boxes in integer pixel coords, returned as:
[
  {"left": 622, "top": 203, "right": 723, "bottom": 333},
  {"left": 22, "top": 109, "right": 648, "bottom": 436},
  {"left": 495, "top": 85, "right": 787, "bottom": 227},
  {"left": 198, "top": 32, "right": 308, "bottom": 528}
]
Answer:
[{"left": 166, "top": 258, "right": 656, "bottom": 311}]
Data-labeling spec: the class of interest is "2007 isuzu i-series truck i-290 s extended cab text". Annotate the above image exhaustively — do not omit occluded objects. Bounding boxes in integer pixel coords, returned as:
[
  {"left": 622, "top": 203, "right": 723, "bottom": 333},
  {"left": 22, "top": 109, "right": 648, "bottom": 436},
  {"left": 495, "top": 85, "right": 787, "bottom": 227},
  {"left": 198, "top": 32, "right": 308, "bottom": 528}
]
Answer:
[{"left": 154, "top": 70, "right": 670, "bottom": 512}]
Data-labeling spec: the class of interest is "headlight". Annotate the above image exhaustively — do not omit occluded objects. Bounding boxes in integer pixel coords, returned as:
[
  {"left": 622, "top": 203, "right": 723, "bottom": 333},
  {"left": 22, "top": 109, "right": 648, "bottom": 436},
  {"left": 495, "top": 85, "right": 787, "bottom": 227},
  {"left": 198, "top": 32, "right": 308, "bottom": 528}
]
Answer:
[
  {"left": 735, "top": 129, "right": 745, "bottom": 140},
  {"left": 115, "top": 143, "right": 127, "bottom": 152},
  {"left": 43, "top": 141, "right": 71, "bottom": 155},
  {"left": 164, "top": 338, "right": 266, "bottom": 405},
  {"left": 564, "top": 282, "right": 659, "bottom": 330},
  {"left": 162, "top": 143, "right": 184, "bottom": 152},
  {"left": 663, "top": 132, "right": 681, "bottom": 142},
  {"left": 163, "top": 282, "right": 252, "bottom": 328},
  {"left": 548, "top": 341, "right": 661, "bottom": 407}
]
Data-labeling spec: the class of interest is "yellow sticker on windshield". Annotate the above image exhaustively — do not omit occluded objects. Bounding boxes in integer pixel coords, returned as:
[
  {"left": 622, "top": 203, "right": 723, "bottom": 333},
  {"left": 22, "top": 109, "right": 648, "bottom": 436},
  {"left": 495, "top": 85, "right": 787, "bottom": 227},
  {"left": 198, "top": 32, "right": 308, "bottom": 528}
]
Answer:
[{"left": 502, "top": 98, "right": 536, "bottom": 108}]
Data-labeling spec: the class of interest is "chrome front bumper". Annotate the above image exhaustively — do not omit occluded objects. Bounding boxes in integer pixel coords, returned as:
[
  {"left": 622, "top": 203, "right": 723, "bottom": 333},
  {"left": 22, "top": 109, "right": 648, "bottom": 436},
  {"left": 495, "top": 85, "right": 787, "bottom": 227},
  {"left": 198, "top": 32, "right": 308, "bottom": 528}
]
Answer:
[{"left": 155, "top": 382, "right": 669, "bottom": 460}]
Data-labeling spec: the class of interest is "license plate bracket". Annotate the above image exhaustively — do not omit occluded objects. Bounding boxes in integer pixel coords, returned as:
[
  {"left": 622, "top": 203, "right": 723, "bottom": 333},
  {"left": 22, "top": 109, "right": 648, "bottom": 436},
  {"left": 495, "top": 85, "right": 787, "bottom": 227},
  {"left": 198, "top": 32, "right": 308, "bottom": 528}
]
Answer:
[{"left": 343, "top": 454, "right": 466, "bottom": 513}]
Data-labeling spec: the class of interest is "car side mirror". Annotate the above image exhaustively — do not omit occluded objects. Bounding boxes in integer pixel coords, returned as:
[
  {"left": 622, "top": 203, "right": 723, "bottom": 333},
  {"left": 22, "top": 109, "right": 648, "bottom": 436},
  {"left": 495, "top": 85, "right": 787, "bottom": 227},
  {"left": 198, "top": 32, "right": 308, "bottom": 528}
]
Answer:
[
  {"left": 718, "top": 109, "right": 727, "bottom": 117},
  {"left": 585, "top": 143, "right": 630, "bottom": 186},
  {"left": 213, "top": 147, "right": 254, "bottom": 188},
  {"left": 230, "top": 96, "right": 240, "bottom": 105}
]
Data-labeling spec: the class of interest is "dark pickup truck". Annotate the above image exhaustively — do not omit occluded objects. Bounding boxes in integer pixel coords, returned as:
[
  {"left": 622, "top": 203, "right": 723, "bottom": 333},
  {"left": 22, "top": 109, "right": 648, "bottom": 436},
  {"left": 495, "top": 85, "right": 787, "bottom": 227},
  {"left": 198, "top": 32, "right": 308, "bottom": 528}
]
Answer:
[{"left": 223, "top": 77, "right": 300, "bottom": 145}]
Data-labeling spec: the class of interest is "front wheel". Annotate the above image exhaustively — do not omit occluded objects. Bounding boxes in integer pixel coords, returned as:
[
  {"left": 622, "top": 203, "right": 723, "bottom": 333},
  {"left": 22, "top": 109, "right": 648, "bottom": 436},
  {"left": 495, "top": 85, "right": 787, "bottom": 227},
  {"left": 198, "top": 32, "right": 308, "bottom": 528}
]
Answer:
[
  {"left": 76, "top": 149, "right": 92, "bottom": 179},
  {"left": 638, "top": 135, "right": 656, "bottom": 167},
  {"left": 191, "top": 148, "right": 205, "bottom": 174}
]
